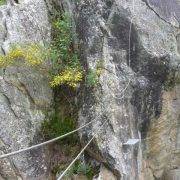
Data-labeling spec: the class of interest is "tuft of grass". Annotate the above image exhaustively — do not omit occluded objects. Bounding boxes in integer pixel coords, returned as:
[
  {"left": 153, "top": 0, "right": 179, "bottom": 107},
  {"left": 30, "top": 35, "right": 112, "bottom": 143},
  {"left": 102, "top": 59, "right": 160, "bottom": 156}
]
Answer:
[
  {"left": 86, "top": 69, "right": 99, "bottom": 87},
  {"left": 65, "top": 160, "right": 95, "bottom": 180},
  {"left": 86, "top": 61, "right": 104, "bottom": 87},
  {"left": 41, "top": 112, "right": 78, "bottom": 145}
]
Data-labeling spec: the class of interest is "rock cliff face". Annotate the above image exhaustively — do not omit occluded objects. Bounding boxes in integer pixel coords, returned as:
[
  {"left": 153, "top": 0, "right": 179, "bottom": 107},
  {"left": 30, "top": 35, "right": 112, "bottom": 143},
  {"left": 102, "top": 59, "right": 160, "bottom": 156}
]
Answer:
[
  {"left": 0, "top": 0, "right": 179, "bottom": 179},
  {"left": 72, "top": 0, "right": 180, "bottom": 179},
  {"left": 0, "top": 0, "right": 53, "bottom": 179}
]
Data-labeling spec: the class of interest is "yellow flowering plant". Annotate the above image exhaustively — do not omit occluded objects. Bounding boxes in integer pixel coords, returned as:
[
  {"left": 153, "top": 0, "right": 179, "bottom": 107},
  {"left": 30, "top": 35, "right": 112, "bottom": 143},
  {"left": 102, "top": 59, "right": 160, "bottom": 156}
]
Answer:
[
  {"left": 0, "top": 44, "right": 45, "bottom": 68},
  {"left": 48, "top": 13, "right": 84, "bottom": 88},
  {"left": 50, "top": 67, "right": 83, "bottom": 88}
]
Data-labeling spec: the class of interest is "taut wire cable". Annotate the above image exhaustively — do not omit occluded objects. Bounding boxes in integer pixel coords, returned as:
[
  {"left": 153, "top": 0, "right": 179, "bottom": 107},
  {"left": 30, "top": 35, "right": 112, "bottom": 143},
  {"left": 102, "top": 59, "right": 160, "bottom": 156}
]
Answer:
[{"left": 0, "top": 118, "right": 97, "bottom": 159}]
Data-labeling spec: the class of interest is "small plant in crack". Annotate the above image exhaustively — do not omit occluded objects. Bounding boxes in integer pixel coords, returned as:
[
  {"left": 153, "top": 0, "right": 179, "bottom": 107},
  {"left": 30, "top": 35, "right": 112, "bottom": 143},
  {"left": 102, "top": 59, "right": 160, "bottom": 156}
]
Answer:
[
  {"left": 0, "top": 44, "right": 47, "bottom": 68},
  {"left": 49, "top": 12, "right": 83, "bottom": 88}
]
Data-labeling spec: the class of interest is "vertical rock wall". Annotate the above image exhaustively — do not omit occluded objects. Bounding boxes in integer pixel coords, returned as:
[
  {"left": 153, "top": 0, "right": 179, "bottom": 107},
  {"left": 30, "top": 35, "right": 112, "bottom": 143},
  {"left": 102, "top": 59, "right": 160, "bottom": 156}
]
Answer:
[
  {"left": 0, "top": 0, "right": 179, "bottom": 179},
  {"left": 65, "top": 0, "right": 180, "bottom": 179},
  {"left": 0, "top": 0, "right": 53, "bottom": 179}
]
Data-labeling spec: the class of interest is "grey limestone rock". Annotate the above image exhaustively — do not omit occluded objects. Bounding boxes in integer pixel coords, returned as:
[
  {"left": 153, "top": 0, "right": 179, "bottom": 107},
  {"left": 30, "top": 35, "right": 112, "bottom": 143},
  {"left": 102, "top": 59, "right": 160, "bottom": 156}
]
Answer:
[
  {"left": 70, "top": 0, "right": 180, "bottom": 179},
  {"left": 0, "top": 0, "right": 53, "bottom": 179}
]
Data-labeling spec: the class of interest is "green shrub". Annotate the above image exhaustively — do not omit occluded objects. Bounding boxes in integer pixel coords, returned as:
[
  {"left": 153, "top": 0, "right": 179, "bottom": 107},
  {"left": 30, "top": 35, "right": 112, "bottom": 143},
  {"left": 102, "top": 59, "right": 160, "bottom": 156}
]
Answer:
[
  {"left": 49, "top": 13, "right": 83, "bottom": 88},
  {"left": 41, "top": 112, "right": 78, "bottom": 144},
  {"left": 74, "top": 162, "right": 94, "bottom": 179}
]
